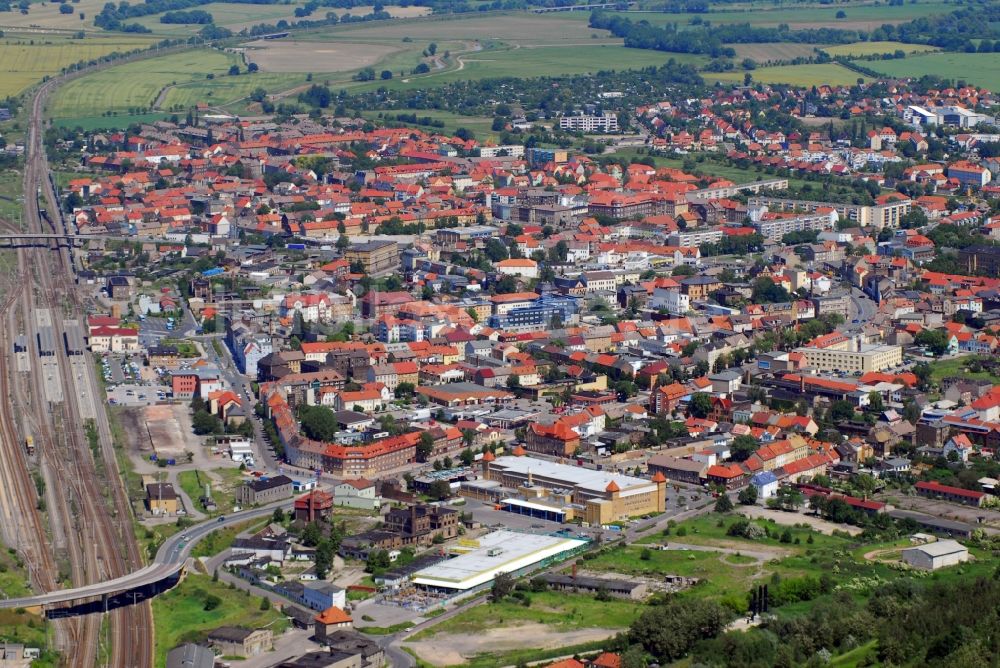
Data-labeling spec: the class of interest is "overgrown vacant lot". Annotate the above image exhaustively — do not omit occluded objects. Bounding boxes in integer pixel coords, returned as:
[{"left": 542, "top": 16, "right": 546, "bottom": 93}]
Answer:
[
  {"left": 152, "top": 573, "right": 287, "bottom": 667},
  {"left": 0, "top": 33, "right": 155, "bottom": 97}
]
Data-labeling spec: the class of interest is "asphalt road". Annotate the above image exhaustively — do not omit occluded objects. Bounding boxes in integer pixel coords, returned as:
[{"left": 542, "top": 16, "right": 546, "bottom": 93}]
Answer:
[{"left": 0, "top": 498, "right": 293, "bottom": 609}]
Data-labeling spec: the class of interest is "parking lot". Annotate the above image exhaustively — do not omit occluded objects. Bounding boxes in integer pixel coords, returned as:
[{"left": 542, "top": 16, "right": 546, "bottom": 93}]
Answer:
[{"left": 107, "top": 382, "right": 171, "bottom": 406}]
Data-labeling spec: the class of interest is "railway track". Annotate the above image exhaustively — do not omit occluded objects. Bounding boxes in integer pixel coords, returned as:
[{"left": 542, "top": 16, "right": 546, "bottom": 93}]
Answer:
[{"left": 11, "top": 73, "right": 154, "bottom": 667}]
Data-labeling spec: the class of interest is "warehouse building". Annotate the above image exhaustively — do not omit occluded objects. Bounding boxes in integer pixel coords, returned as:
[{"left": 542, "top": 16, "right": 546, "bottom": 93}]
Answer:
[
  {"left": 410, "top": 530, "right": 586, "bottom": 592},
  {"left": 901, "top": 539, "right": 969, "bottom": 570},
  {"left": 468, "top": 454, "right": 666, "bottom": 525}
]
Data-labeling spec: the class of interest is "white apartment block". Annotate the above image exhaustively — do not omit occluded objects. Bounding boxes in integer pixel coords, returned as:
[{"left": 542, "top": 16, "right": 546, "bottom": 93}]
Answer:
[{"left": 559, "top": 113, "right": 619, "bottom": 133}]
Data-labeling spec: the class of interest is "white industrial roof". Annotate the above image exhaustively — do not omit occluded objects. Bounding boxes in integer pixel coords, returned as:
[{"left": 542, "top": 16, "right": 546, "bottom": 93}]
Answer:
[
  {"left": 906, "top": 539, "right": 968, "bottom": 558},
  {"left": 411, "top": 530, "right": 585, "bottom": 591},
  {"left": 492, "top": 456, "right": 656, "bottom": 497}
]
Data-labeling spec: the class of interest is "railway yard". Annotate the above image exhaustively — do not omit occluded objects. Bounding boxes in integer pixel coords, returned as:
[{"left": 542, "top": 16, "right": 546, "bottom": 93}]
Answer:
[{"left": 0, "top": 74, "right": 154, "bottom": 667}]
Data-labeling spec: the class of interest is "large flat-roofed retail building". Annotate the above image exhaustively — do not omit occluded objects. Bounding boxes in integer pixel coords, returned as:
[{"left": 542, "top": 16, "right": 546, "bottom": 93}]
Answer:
[
  {"left": 471, "top": 454, "right": 666, "bottom": 525},
  {"left": 410, "top": 530, "right": 586, "bottom": 591}
]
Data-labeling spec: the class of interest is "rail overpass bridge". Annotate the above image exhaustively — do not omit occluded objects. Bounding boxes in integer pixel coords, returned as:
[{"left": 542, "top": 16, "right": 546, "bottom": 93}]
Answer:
[
  {"left": 0, "top": 233, "right": 164, "bottom": 246},
  {"left": 0, "top": 500, "right": 292, "bottom": 616}
]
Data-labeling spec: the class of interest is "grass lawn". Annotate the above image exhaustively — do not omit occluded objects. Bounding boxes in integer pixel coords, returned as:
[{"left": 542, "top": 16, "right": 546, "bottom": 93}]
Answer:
[
  {"left": 0, "top": 33, "right": 156, "bottom": 98},
  {"left": 823, "top": 41, "right": 940, "bottom": 57},
  {"left": 0, "top": 167, "right": 24, "bottom": 228},
  {"left": 50, "top": 112, "right": 172, "bottom": 131},
  {"left": 411, "top": 591, "right": 642, "bottom": 639},
  {"left": 191, "top": 517, "right": 269, "bottom": 558},
  {"left": 459, "top": 641, "right": 608, "bottom": 668},
  {"left": 360, "top": 109, "right": 496, "bottom": 138},
  {"left": 867, "top": 52, "right": 1000, "bottom": 93},
  {"left": 177, "top": 469, "right": 240, "bottom": 516},
  {"left": 152, "top": 573, "right": 288, "bottom": 667},
  {"left": 830, "top": 639, "right": 879, "bottom": 667},
  {"left": 705, "top": 63, "right": 867, "bottom": 87},
  {"left": 926, "top": 355, "right": 1000, "bottom": 385},
  {"left": 605, "top": 149, "right": 815, "bottom": 191}
]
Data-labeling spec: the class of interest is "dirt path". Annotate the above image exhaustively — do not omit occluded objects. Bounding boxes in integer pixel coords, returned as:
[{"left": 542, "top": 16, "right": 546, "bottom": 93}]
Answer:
[
  {"left": 404, "top": 625, "right": 619, "bottom": 666},
  {"left": 738, "top": 506, "right": 863, "bottom": 536}
]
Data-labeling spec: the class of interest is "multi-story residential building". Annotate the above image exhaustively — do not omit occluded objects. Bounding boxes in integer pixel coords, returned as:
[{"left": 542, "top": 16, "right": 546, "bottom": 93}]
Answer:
[
  {"left": 559, "top": 113, "right": 619, "bottom": 133},
  {"left": 752, "top": 210, "right": 837, "bottom": 240},
  {"left": 344, "top": 240, "right": 399, "bottom": 275},
  {"left": 794, "top": 343, "right": 902, "bottom": 373},
  {"left": 747, "top": 196, "right": 911, "bottom": 230},
  {"left": 236, "top": 475, "right": 293, "bottom": 506},
  {"left": 667, "top": 228, "right": 725, "bottom": 247},
  {"left": 948, "top": 161, "right": 992, "bottom": 188},
  {"left": 486, "top": 293, "right": 579, "bottom": 332},
  {"left": 227, "top": 323, "right": 273, "bottom": 378}
]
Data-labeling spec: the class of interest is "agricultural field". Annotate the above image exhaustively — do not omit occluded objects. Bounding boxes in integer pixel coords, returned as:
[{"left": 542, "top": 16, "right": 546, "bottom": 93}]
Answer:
[
  {"left": 705, "top": 62, "right": 866, "bottom": 87},
  {"left": 318, "top": 12, "right": 619, "bottom": 45},
  {"left": 242, "top": 38, "right": 404, "bottom": 73},
  {"left": 233, "top": 11, "right": 699, "bottom": 95},
  {"left": 867, "top": 52, "right": 1000, "bottom": 92},
  {"left": 0, "top": 0, "right": 109, "bottom": 31},
  {"left": 823, "top": 40, "right": 940, "bottom": 57},
  {"left": 132, "top": 1, "right": 307, "bottom": 35},
  {"left": 152, "top": 573, "right": 288, "bottom": 667},
  {"left": 731, "top": 42, "right": 825, "bottom": 64},
  {"left": 0, "top": 0, "right": 428, "bottom": 34},
  {"left": 580, "top": 1, "right": 955, "bottom": 30},
  {"left": 49, "top": 48, "right": 306, "bottom": 122},
  {"left": 0, "top": 32, "right": 156, "bottom": 98}
]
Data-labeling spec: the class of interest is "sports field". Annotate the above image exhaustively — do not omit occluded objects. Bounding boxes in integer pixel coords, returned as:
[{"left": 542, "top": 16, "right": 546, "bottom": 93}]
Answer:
[
  {"left": 0, "top": 33, "right": 156, "bottom": 98},
  {"left": 866, "top": 52, "right": 1000, "bottom": 92},
  {"left": 823, "top": 41, "right": 940, "bottom": 57},
  {"left": 49, "top": 48, "right": 304, "bottom": 120}
]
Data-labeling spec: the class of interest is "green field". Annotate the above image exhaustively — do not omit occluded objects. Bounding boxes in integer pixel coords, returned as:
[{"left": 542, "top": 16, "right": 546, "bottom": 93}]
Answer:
[
  {"left": 191, "top": 517, "right": 269, "bottom": 558},
  {"left": 133, "top": 1, "right": 305, "bottom": 35},
  {"left": 411, "top": 590, "right": 642, "bottom": 639},
  {"left": 705, "top": 62, "right": 866, "bottom": 87},
  {"left": 0, "top": 167, "right": 23, "bottom": 228},
  {"left": 49, "top": 48, "right": 307, "bottom": 121},
  {"left": 605, "top": 149, "right": 816, "bottom": 191},
  {"left": 581, "top": 2, "right": 954, "bottom": 30},
  {"left": 926, "top": 355, "right": 1000, "bottom": 385},
  {"left": 360, "top": 109, "right": 496, "bottom": 137},
  {"left": 0, "top": 33, "right": 156, "bottom": 98},
  {"left": 177, "top": 468, "right": 244, "bottom": 516},
  {"left": 867, "top": 52, "right": 1000, "bottom": 92},
  {"left": 823, "top": 41, "right": 940, "bottom": 57},
  {"left": 152, "top": 573, "right": 288, "bottom": 668}
]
